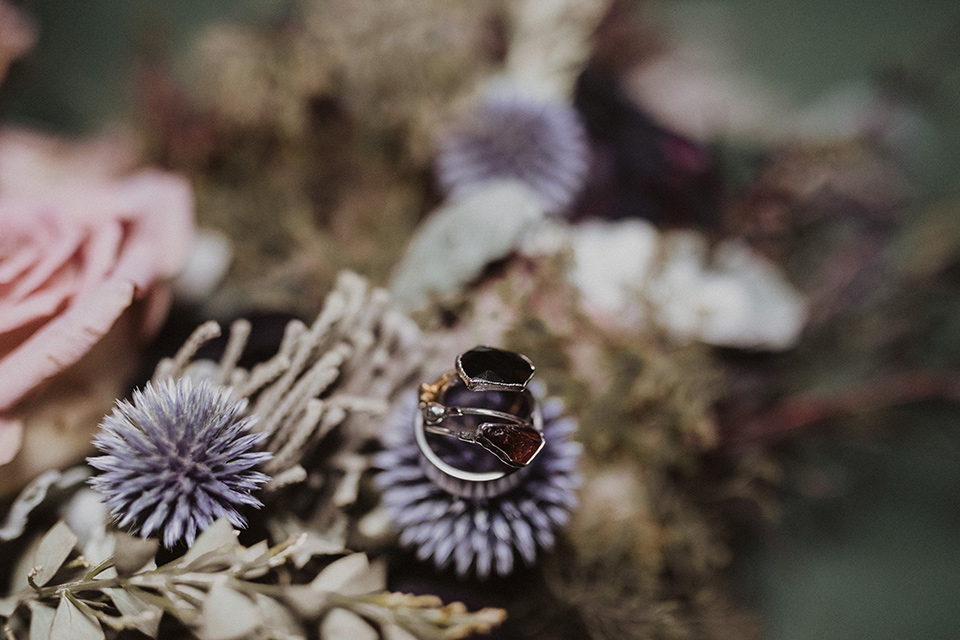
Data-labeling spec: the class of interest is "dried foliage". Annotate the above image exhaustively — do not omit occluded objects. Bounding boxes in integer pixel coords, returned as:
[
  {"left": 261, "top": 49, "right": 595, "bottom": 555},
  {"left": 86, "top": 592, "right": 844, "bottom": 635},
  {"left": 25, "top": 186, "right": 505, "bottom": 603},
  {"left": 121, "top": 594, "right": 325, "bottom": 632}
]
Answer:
[
  {"left": 539, "top": 551, "right": 759, "bottom": 640},
  {"left": 0, "top": 468, "right": 89, "bottom": 543},
  {"left": 302, "top": 0, "right": 504, "bottom": 163},
  {"left": 0, "top": 517, "right": 504, "bottom": 640},
  {"left": 10, "top": 3, "right": 941, "bottom": 639},
  {"left": 424, "top": 255, "right": 773, "bottom": 639},
  {"left": 153, "top": 272, "right": 426, "bottom": 534},
  {"left": 504, "top": 0, "right": 611, "bottom": 99}
]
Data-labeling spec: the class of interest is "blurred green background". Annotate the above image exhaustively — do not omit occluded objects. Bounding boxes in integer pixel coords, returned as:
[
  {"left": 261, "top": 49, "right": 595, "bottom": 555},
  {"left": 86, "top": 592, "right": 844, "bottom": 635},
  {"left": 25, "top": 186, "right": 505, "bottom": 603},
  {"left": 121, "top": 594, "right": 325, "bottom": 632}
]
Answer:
[{"left": 3, "top": 1, "right": 959, "bottom": 638}]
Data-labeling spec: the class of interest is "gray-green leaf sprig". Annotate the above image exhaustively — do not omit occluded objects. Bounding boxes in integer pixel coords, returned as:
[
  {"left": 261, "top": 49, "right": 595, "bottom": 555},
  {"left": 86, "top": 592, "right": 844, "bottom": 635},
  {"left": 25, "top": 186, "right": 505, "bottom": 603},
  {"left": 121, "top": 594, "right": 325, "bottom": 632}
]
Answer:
[{"left": 1, "top": 517, "right": 504, "bottom": 640}]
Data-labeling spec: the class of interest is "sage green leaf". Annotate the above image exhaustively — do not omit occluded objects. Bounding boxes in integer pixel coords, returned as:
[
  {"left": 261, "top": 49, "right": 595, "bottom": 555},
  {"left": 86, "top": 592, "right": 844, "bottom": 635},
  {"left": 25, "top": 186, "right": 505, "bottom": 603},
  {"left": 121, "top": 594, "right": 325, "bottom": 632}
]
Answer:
[
  {"left": 266, "top": 516, "right": 347, "bottom": 569},
  {"left": 178, "top": 518, "right": 236, "bottom": 567},
  {"left": 351, "top": 592, "right": 507, "bottom": 640},
  {"left": 31, "top": 521, "right": 77, "bottom": 587},
  {"left": 320, "top": 608, "right": 378, "bottom": 640},
  {"left": 311, "top": 553, "right": 383, "bottom": 595},
  {"left": 166, "top": 583, "right": 206, "bottom": 617},
  {"left": 50, "top": 595, "right": 104, "bottom": 640},
  {"left": 198, "top": 581, "right": 261, "bottom": 640},
  {"left": 0, "top": 595, "right": 18, "bottom": 618},
  {"left": 112, "top": 533, "right": 159, "bottom": 576},
  {"left": 253, "top": 594, "right": 305, "bottom": 640},
  {"left": 27, "top": 602, "right": 55, "bottom": 640},
  {"left": 239, "top": 539, "right": 269, "bottom": 563},
  {"left": 0, "top": 468, "right": 88, "bottom": 542},
  {"left": 279, "top": 585, "right": 331, "bottom": 619},
  {"left": 380, "top": 623, "right": 420, "bottom": 640},
  {"left": 389, "top": 180, "right": 544, "bottom": 307},
  {"left": 104, "top": 588, "right": 162, "bottom": 638}
]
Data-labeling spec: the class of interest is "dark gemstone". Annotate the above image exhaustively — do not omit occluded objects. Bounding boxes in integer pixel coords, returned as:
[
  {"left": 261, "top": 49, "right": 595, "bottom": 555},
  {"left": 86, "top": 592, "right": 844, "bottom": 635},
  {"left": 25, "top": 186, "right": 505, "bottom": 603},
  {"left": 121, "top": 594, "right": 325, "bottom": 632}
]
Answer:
[
  {"left": 477, "top": 423, "right": 545, "bottom": 467},
  {"left": 457, "top": 346, "right": 534, "bottom": 391}
]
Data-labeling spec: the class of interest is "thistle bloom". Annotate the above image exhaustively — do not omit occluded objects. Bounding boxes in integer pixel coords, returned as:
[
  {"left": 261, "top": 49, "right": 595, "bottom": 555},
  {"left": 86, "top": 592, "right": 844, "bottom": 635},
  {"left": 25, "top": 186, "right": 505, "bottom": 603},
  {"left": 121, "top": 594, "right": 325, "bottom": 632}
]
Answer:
[
  {"left": 435, "top": 92, "right": 590, "bottom": 214},
  {"left": 376, "top": 386, "right": 581, "bottom": 578},
  {"left": 88, "top": 378, "right": 271, "bottom": 548}
]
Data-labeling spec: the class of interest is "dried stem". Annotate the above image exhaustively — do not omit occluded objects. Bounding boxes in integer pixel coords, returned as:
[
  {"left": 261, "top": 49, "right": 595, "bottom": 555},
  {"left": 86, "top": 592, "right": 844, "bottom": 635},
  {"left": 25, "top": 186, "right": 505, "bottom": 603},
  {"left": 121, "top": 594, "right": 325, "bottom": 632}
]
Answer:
[{"left": 725, "top": 369, "right": 960, "bottom": 446}]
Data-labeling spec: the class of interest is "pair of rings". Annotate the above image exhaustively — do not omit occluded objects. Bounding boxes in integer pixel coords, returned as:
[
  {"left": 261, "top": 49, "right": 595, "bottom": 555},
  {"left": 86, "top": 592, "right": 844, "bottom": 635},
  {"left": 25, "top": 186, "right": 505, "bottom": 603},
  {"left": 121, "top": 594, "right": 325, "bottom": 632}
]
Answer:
[{"left": 415, "top": 346, "right": 545, "bottom": 499}]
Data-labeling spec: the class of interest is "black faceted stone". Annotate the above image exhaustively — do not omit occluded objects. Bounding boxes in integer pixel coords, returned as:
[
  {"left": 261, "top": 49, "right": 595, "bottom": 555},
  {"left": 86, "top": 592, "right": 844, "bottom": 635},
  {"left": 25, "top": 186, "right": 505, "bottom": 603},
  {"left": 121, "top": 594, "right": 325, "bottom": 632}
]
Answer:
[{"left": 457, "top": 346, "right": 534, "bottom": 391}]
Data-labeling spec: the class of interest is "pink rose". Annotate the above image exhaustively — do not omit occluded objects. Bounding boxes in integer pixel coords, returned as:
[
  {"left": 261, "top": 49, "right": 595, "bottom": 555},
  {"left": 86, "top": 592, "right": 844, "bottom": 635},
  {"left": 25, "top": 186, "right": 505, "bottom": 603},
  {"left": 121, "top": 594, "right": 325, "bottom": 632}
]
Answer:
[
  {"left": 0, "top": 1, "right": 36, "bottom": 83},
  {"left": 0, "top": 128, "right": 194, "bottom": 470}
]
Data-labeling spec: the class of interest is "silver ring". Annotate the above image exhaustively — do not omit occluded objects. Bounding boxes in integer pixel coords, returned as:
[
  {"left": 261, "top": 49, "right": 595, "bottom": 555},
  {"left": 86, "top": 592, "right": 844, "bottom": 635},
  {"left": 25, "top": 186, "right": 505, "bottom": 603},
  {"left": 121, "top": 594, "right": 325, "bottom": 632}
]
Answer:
[
  {"left": 414, "top": 407, "right": 539, "bottom": 498},
  {"left": 414, "top": 346, "right": 545, "bottom": 498}
]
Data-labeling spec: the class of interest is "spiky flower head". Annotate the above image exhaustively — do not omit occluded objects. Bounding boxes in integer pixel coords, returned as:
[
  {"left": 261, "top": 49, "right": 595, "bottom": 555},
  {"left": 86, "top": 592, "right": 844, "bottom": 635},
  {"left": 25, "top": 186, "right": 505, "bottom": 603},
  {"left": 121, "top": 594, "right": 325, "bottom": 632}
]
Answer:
[
  {"left": 375, "top": 385, "right": 581, "bottom": 579},
  {"left": 88, "top": 378, "right": 271, "bottom": 548},
  {"left": 435, "top": 91, "right": 590, "bottom": 215}
]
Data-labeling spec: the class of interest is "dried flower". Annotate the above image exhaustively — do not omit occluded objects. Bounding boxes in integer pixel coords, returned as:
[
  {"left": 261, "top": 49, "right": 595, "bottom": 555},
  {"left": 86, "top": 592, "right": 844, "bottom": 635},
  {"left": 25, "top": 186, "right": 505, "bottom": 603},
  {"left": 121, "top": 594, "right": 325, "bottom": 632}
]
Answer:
[
  {"left": 525, "top": 219, "right": 808, "bottom": 350},
  {"left": 0, "top": 2, "right": 35, "bottom": 83},
  {"left": 503, "top": 0, "right": 610, "bottom": 99},
  {"left": 0, "top": 127, "right": 193, "bottom": 479},
  {"left": 153, "top": 271, "right": 426, "bottom": 548},
  {"left": 436, "top": 91, "right": 590, "bottom": 214},
  {"left": 304, "top": 0, "right": 500, "bottom": 162},
  {"left": 376, "top": 386, "right": 581, "bottom": 578},
  {"left": 88, "top": 378, "right": 271, "bottom": 547}
]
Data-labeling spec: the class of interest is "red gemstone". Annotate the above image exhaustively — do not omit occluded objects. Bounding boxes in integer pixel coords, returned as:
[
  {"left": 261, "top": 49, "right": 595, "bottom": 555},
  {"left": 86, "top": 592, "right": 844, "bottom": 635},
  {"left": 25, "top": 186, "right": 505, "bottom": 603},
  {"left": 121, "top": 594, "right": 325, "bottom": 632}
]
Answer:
[{"left": 477, "top": 423, "right": 545, "bottom": 467}]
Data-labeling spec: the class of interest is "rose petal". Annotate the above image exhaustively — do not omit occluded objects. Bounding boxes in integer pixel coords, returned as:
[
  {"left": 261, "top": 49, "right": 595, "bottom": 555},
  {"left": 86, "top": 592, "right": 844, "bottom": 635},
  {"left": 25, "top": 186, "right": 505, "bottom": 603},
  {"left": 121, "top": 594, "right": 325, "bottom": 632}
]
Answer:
[
  {"left": 0, "top": 277, "right": 134, "bottom": 411},
  {"left": 0, "top": 416, "right": 23, "bottom": 465},
  {"left": 8, "top": 218, "right": 82, "bottom": 301},
  {"left": 139, "top": 284, "right": 172, "bottom": 338},
  {"left": 77, "top": 219, "right": 122, "bottom": 293},
  {"left": 0, "top": 242, "right": 39, "bottom": 285},
  {"left": 0, "top": 2, "right": 36, "bottom": 57},
  {"left": 112, "top": 171, "right": 195, "bottom": 280},
  {"left": 0, "top": 285, "right": 70, "bottom": 334},
  {"left": 0, "top": 2, "right": 35, "bottom": 86},
  {"left": 0, "top": 130, "right": 195, "bottom": 417},
  {"left": 0, "top": 128, "right": 138, "bottom": 198}
]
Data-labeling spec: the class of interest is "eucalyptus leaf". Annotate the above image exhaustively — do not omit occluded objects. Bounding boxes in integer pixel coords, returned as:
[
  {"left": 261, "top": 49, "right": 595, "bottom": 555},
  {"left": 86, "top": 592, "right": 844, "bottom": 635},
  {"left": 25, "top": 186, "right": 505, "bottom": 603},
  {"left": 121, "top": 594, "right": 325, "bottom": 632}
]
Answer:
[
  {"left": 112, "top": 532, "right": 159, "bottom": 576},
  {"left": 0, "top": 596, "right": 18, "bottom": 618},
  {"left": 320, "top": 608, "right": 378, "bottom": 640},
  {"left": 27, "top": 602, "right": 55, "bottom": 640},
  {"left": 350, "top": 592, "right": 507, "bottom": 640},
  {"left": 253, "top": 594, "right": 305, "bottom": 640},
  {"left": 50, "top": 595, "right": 104, "bottom": 640},
  {"left": 279, "top": 585, "right": 331, "bottom": 619},
  {"left": 310, "top": 553, "right": 375, "bottom": 595},
  {"left": 104, "top": 588, "right": 162, "bottom": 638},
  {"left": 62, "top": 488, "right": 111, "bottom": 563},
  {"left": 167, "top": 583, "right": 206, "bottom": 616},
  {"left": 380, "top": 623, "right": 421, "bottom": 640},
  {"left": 235, "top": 540, "right": 271, "bottom": 578},
  {"left": 31, "top": 522, "right": 77, "bottom": 587},
  {"left": 178, "top": 518, "right": 237, "bottom": 567},
  {"left": 198, "top": 581, "right": 261, "bottom": 640},
  {"left": 0, "top": 468, "right": 88, "bottom": 542},
  {"left": 350, "top": 558, "right": 387, "bottom": 596},
  {"left": 389, "top": 180, "right": 544, "bottom": 308},
  {"left": 267, "top": 517, "right": 347, "bottom": 569}
]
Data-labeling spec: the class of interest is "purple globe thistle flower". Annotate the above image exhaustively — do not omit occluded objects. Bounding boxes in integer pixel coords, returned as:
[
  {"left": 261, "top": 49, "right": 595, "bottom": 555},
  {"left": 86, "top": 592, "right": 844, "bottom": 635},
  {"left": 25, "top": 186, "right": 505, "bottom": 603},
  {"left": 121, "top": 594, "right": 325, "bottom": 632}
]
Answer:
[
  {"left": 435, "top": 92, "right": 590, "bottom": 215},
  {"left": 375, "top": 385, "right": 582, "bottom": 579},
  {"left": 88, "top": 378, "right": 271, "bottom": 548}
]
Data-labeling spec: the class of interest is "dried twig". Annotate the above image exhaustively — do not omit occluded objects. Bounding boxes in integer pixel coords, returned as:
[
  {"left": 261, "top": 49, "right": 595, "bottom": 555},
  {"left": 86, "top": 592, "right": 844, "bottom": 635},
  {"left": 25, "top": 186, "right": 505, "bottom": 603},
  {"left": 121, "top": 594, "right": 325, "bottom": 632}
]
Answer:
[{"left": 724, "top": 369, "right": 960, "bottom": 446}]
